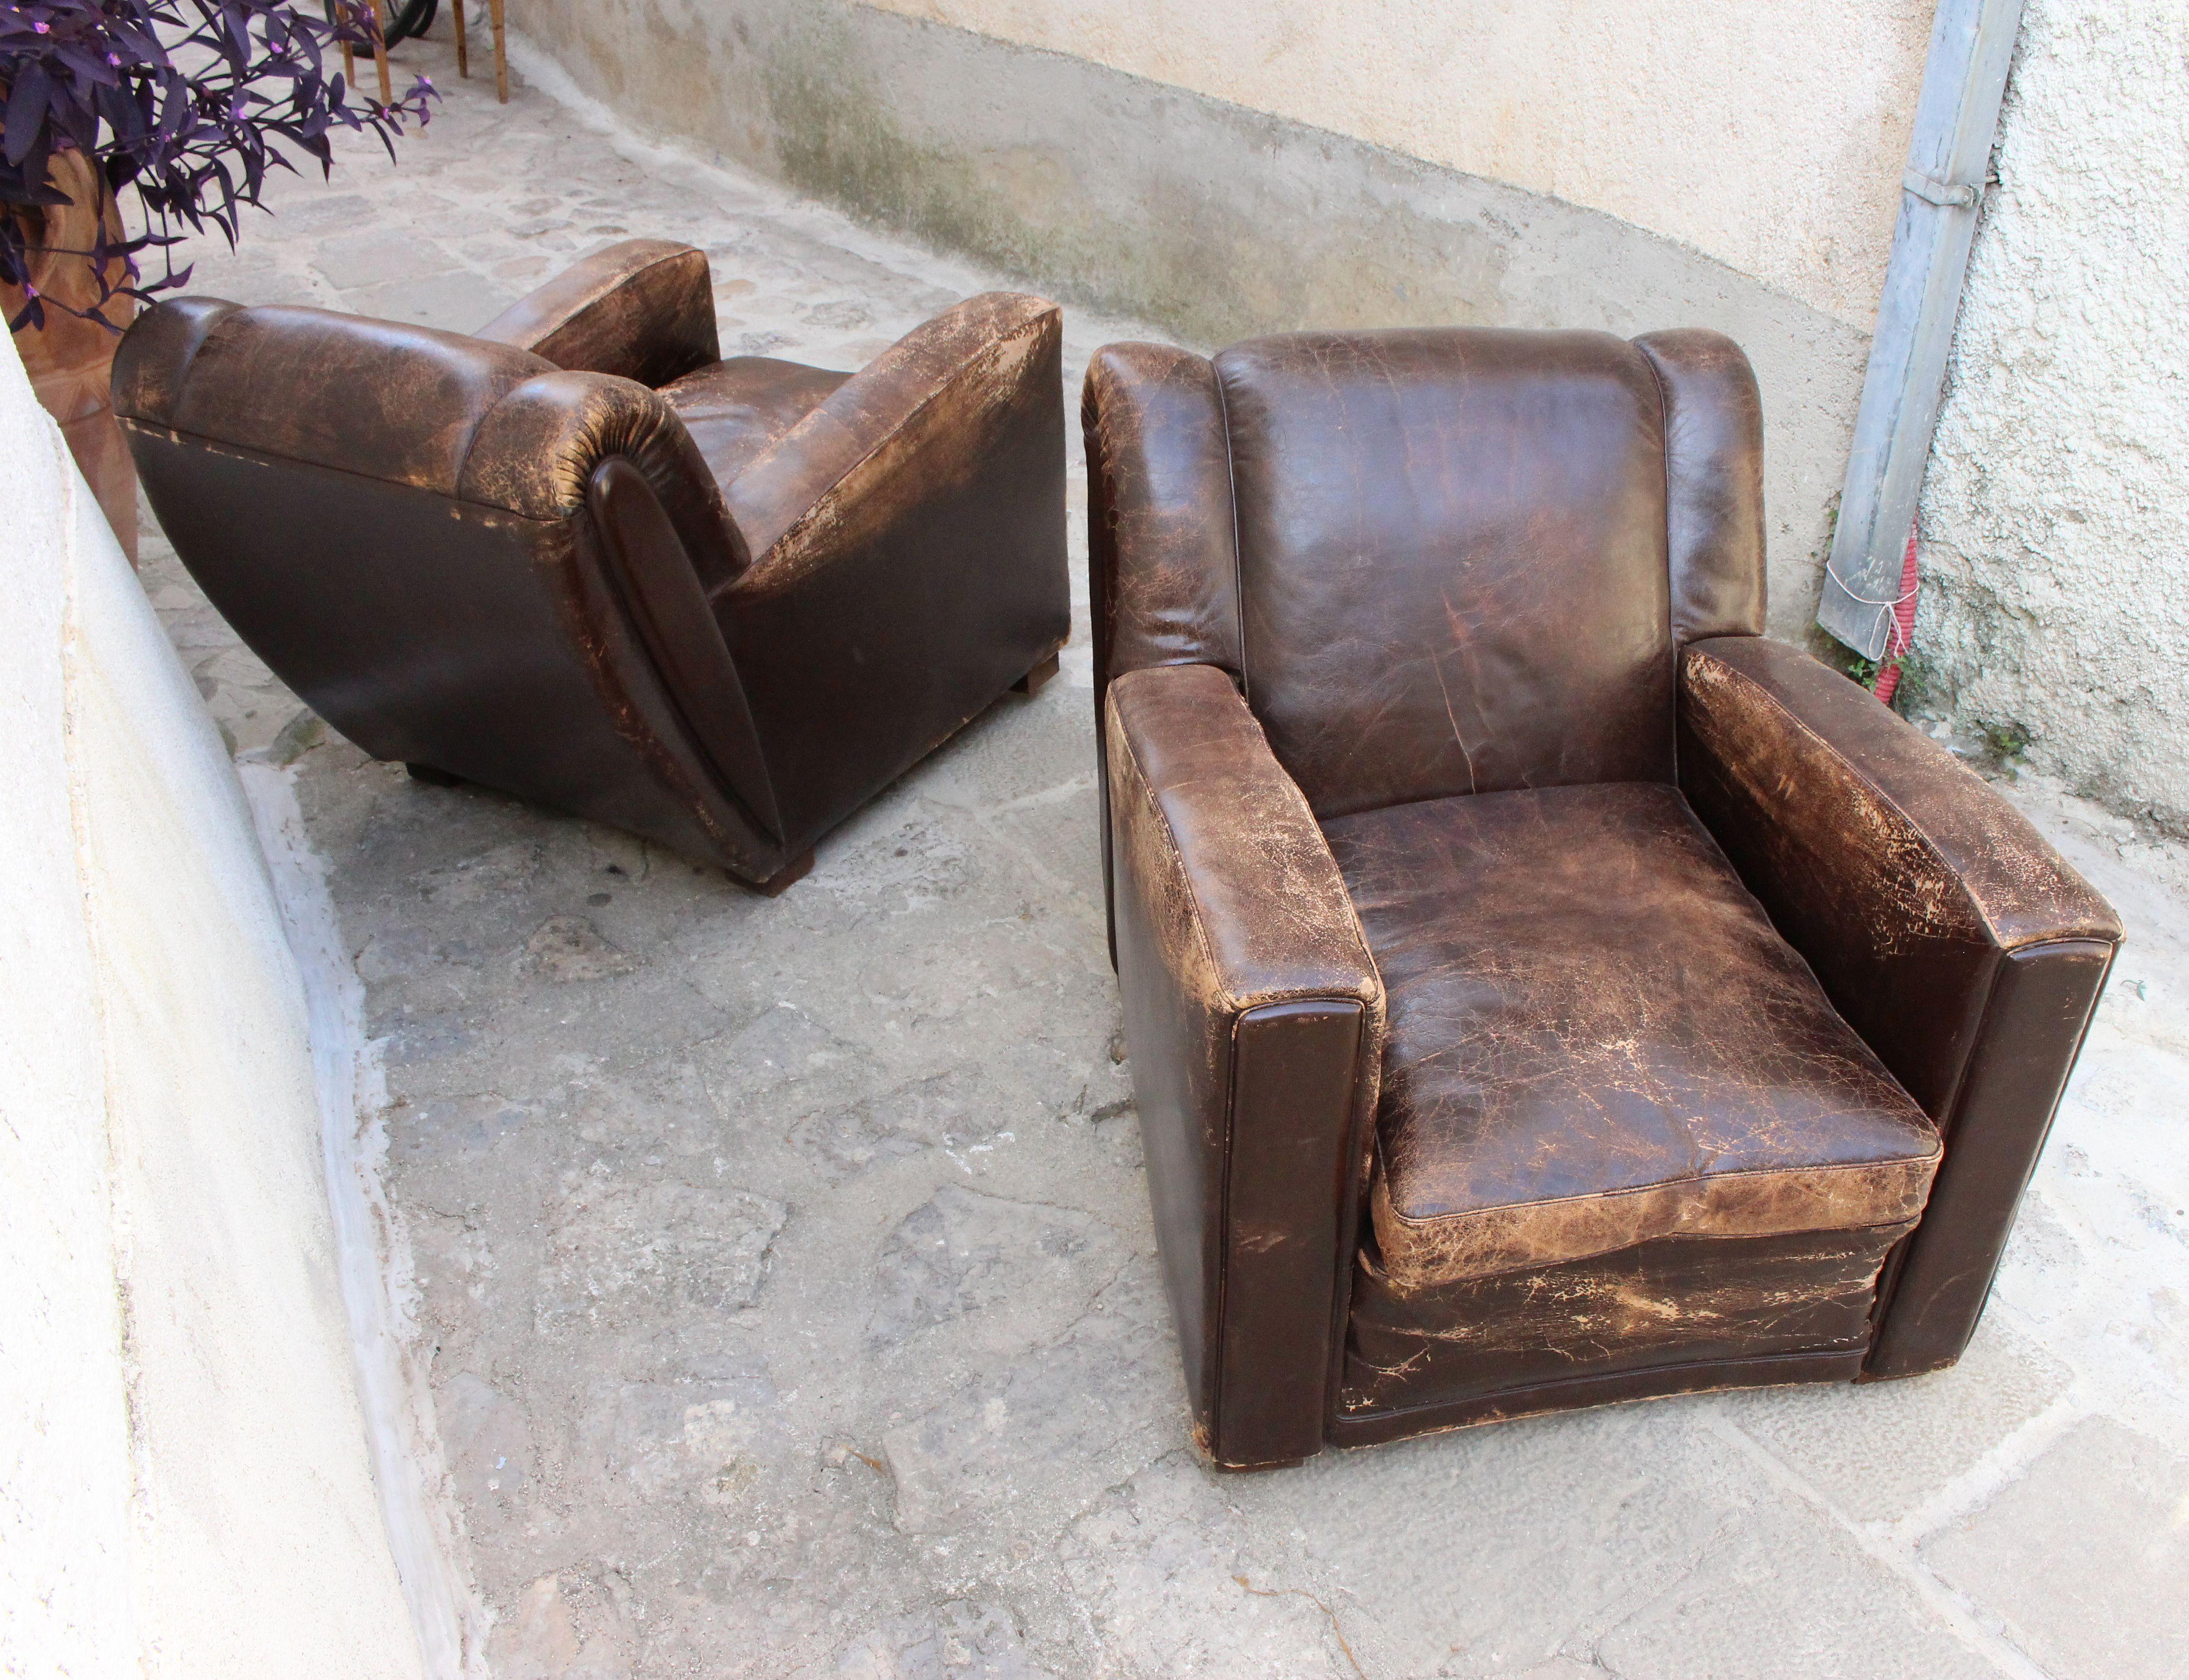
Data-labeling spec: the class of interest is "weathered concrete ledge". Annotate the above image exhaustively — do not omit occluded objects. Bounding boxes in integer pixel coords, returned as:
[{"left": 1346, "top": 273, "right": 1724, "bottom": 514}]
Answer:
[{"left": 512, "top": 0, "right": 1868, "bottom": 641}]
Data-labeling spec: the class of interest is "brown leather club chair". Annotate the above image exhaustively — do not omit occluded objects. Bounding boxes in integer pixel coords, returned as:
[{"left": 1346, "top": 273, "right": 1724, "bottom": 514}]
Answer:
[
  {"left": 1084, "top": 328, "right": 2122, "bottom": 1469},
  {"left": 113, "top": 240, "right": 1069, "bottom": 894}
]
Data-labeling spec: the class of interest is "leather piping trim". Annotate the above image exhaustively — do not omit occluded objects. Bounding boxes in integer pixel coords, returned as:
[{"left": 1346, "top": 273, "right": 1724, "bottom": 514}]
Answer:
[
  {"left": 119, "top": 415, "right": 553, "bottom": 523},
  {"left": 1688, "top": 646, "right": 2029, "bottom": 950},
  {"left": 1332, "top": 1345, "right": 1868, "bottom": 1434},
  {"left": 1212, "top": 364, "right": 1250, "bottom": 702}
]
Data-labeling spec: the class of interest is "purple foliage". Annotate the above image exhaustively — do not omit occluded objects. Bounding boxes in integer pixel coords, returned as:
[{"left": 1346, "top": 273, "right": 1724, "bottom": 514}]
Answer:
[{"left": 2, "top": 0, "right": 436, "bottom": 331}]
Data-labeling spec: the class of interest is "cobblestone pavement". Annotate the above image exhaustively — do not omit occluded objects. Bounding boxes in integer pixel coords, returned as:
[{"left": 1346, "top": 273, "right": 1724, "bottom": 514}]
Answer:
[{"left": 138, "top": 33, "right": 2189, "bottom": 1680}]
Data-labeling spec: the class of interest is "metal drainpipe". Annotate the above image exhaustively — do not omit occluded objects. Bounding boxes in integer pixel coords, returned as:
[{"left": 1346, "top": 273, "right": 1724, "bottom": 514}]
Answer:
[{"left": 1817, "top": 0, "right": 2026, "bottom": 660}]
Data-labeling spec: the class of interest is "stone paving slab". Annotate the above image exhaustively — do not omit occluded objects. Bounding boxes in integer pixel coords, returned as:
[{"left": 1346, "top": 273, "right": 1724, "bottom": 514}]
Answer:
[
  {"left": 133, "top": 32, "right": 2189, "bottom": 1679},
  {"left": 1921, "top": 1416, "right": 2189, "bottom": 1680}
]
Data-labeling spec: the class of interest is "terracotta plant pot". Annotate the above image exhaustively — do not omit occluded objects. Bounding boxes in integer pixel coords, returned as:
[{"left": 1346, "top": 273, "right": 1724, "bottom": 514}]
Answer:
[{"left": 5, "top": 148, "right": 138, "bottom": 563}]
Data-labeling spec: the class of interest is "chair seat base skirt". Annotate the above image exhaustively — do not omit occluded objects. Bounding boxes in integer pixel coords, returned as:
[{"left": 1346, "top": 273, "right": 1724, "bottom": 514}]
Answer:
[
  {"left": 1330, "top": 1344, "right": 1870, "bottom": 1450},
  {"left": 1321, "top": 782, "right": 1942, "bottom": 1434},
  {"left": 1340, "top": 1223, "right": 1907, "bottom": 1431}
]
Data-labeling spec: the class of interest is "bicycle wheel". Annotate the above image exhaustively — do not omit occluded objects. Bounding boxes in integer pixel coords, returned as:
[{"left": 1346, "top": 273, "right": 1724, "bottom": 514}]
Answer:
[{"left": 381, "top": 0, "right": 438, "bottom": 46}]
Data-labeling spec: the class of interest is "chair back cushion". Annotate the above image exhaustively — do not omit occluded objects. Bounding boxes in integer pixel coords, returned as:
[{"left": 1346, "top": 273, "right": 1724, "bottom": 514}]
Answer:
[{"left": 1214, "top": 329, "right": 1677, "bottom": 817}]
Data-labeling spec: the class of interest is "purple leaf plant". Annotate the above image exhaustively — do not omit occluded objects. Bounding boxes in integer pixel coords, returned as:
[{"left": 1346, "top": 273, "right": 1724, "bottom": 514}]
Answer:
[{"left": 2, "top": 0, "right": 436, "bottom": 332}]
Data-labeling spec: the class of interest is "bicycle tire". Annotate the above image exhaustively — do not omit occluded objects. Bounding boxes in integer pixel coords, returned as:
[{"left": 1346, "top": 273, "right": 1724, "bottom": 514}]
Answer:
[{"left": 380, "top": 0, "right": 438, "bottom": 47}]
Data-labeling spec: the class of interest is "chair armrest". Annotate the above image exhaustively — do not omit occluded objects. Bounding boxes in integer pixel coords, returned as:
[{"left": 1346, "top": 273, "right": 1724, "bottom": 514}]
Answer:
[
  {"left": 703, "top": 293, "right": 1069, "bottom": 851},
  {"left": 476, "top": 239, "right": 719, "bottom": 389},
  {"left": 723, "top": 291, "right": 1060, "bottom": 582},
  {"left": 1679, "top": 635, "right": 2121, "bottom": 1375},
  {"left": 1106, "top": 663, "right": 1385, "bottom": 1468}
]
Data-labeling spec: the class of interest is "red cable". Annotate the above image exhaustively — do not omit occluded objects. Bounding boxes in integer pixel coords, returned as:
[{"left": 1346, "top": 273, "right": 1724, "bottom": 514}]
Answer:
[{"left": 1873, "top": 526, "right": 1919, "bottom": 706}]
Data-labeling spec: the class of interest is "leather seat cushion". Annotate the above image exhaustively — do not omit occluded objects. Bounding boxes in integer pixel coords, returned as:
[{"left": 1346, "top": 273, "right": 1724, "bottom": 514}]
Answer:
[
  {"left": 659, "top": 357, "right": 851, "bottom": 488},
  {"left": 1322, "top": 783, "right": 1942, "bottom": 1293}
]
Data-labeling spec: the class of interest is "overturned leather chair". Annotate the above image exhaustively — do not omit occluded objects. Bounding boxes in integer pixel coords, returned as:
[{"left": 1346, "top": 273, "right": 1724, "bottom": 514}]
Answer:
[
  {"left": 114, "top": 240, "right": 1069, "bottom": 893},
  {"left": 1084, "top": 327, "right": 2121, "bottom": 1468}
]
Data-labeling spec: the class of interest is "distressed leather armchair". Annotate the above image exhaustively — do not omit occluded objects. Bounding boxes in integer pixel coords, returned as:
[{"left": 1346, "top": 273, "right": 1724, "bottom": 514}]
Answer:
[
  {"left": 115, "top": 240, "right": 1068, "bottom": 893},
  {"left": 1085, "top": 328, "right": 2121, "bottom": 1469}
]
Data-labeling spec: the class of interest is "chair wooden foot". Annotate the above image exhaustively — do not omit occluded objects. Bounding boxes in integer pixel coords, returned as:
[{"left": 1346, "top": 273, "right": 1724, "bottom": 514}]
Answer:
[
  {"left": 489, "top": 0, "right": 508, "bottom": 103},
  {"left": 406, "top": 762, "right": 463, "bottom": 786},
  {"left": 452, "top": 0, "right": 468, "bottom": 76},
  {"left": 759, "top": 850, "right": 814, "bottom": 897},
  {"left": 1010, "top": 651, "right": 1061, "bottom": 697}
]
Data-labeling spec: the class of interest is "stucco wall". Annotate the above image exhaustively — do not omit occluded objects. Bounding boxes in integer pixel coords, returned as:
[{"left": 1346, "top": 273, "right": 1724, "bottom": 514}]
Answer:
[
  {"left": 1917, "top": 0, "right": 2189, "bottom": 833},
  {"left": 0, "top": 346, "right": 139, "bottom": 1680},
  {"left": 0, "top": 340, "right": 429, "bottom": 1679},
  {"left": 860, "top": 0, "right": 1931, "bottom": 330}
]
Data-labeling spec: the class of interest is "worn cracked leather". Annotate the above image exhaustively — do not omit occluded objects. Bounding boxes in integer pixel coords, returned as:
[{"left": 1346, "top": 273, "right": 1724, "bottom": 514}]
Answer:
[
  {"left": 1215, "top": 327, "right": 1677, "bottom": 818},
  {"left": 659, "top": 358, "right": 852, "bottom": 490},
  {"left": 1104, "top": 664, "right": 1384, "bottom": 1469},
  {"left": 1344, "top": 1223, "right": 1913, "bottom": 1418},
  {"left": 1324, "top": 782, "right": 1940, "bottom": 1293},
  {"left": 1678, "top": 634, "right": 2122, "bottom": 1375},
  {"left": 1085, "top": 322, "right": 2121, "bottom": 1461},
  {"left": 115, "top": 243, "right": 1069, "bottom": 889},
  {"left": 1081, "top": 339, "right": 1246, "bottom": 963},
  {"left": 477, "top": 236, "right": 719, "bottom": 388}
]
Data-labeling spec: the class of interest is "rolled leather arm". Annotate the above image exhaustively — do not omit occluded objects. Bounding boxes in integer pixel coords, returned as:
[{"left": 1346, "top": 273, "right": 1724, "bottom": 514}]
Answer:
[
  {"left": 1107, "top": 663, "right": 1385, "bottom": 1468},
  {"left": 1679, "top": 635, "right": 2122, "bottom": 1376},
  {"left": 704, "top": 292, "right": 1069, "bottom": 853},
  {"left": 724, "top": 291, "right": 1061, "bottom": 582},
  {"left": 476, "top": 239, "right": 719, "bottom": 389}
]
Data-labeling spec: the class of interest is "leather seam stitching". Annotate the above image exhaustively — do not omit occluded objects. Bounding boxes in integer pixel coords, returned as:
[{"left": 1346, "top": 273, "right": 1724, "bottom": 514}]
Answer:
[
  {"left": 118, "top": 417, "right": 563, "bottom": 520},
  {"left": 1637, "top": 336, "right": 1678, "bottom": 639},
  {"left": 1378, "top": 1148, "right": 1943, "bottom": 1237}
]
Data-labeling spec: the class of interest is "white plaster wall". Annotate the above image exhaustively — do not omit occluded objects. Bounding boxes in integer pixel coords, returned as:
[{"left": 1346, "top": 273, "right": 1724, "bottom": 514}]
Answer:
[
  {"left": 0, "top": 337, "right": 428, "bottom": 1680},
  {"left": 1918, "top": 0, "right": 2189, "bottom": 831},
  {"left": 860, "top": 0, "right": 1932, "bottom": 327},
  {"left": 0, "top": 332, "right": 140, "bottom": 1680}
]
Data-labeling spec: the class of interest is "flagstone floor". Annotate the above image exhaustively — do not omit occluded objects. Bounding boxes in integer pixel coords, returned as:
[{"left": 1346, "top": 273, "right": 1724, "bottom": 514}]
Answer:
[{"left": 138, "top": 32, "right": 2189, "bottom": 1680}]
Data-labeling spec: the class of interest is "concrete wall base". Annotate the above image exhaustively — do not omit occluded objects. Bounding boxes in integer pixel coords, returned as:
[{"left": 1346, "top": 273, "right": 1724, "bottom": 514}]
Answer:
[{"left": 509, "top": 0, "right": 1869, "bottom": 639}]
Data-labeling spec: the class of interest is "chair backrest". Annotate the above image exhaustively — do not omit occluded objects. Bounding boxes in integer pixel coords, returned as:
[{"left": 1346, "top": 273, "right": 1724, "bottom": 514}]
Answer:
[
  {"left": 1087, "top": 326, "right": 1766, "bottom": 820},
  {"left": 113, "top": 297, "right": 784, "bottom": 878}
]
